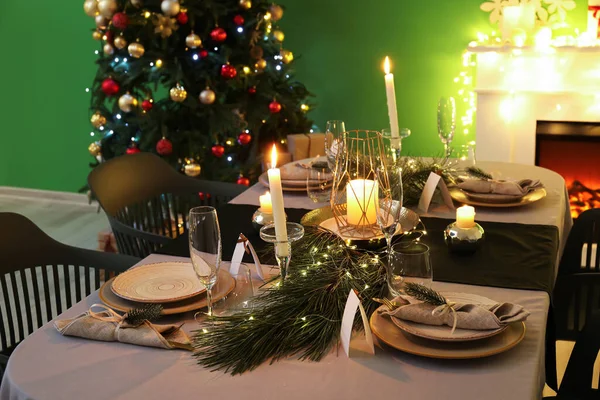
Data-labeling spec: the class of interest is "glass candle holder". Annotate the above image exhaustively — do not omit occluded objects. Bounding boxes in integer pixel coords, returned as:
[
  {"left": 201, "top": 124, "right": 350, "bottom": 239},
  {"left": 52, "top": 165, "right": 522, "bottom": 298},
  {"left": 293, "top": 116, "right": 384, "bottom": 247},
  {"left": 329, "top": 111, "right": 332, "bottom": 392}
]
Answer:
[{"left": 259, "top": 222, "right": 304, "bottom": 283}]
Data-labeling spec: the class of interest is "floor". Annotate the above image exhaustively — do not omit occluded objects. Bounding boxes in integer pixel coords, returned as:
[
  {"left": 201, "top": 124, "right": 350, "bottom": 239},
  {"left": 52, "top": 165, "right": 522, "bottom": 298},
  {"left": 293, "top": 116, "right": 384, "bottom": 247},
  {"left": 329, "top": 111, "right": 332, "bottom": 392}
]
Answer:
[{"left": 0, "top": 190, "right": 588, "bottom": 396}]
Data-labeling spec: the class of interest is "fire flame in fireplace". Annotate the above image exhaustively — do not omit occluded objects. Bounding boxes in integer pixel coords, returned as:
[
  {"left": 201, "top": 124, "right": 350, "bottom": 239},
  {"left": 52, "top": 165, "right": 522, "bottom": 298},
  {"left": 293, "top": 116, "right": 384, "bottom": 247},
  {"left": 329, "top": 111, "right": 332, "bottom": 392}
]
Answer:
[{"left": 568, "top": 180, "right": 600, "bottom": 219}]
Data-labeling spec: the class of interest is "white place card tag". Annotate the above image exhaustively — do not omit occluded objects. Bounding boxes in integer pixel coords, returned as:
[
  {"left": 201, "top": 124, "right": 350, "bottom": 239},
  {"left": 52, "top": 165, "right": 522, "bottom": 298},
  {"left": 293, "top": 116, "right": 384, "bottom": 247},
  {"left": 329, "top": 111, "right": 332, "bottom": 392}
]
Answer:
[
  {"left": 418, "top": 172, "right": 455, "bottom": 213},
  {"left": 229, "top": 234, "right": 265, "bottom": 281},
  {"left": 340, "top": 289, "right": 375, "bottom": 357}
]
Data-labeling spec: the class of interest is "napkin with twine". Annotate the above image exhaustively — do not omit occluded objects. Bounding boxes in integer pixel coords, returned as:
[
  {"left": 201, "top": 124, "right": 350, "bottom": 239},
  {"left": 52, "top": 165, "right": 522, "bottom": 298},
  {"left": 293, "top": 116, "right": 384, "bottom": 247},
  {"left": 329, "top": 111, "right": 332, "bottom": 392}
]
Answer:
[
  {"left": 54, "top": 304, "right": 192, "bottom": 350},
  {"left": 381, "top": 295, "right": 529, "bottom": 332},
  {"left": 458, "top": 178, "right": 542, "bottom": 197}
]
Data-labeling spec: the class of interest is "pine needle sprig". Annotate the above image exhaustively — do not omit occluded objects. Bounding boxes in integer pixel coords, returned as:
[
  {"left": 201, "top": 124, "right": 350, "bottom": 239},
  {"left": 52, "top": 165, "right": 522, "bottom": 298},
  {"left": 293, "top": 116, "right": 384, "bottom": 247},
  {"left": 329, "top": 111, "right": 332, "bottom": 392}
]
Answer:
[
  {"left": 404, "top": 282, "right": 447, "bottom": 306},
  {"left": 466, "top": 166, "right": 493, "bottom": 181},
  {"left": 124, "top": 304, "right": 163, "bottom": 326}
]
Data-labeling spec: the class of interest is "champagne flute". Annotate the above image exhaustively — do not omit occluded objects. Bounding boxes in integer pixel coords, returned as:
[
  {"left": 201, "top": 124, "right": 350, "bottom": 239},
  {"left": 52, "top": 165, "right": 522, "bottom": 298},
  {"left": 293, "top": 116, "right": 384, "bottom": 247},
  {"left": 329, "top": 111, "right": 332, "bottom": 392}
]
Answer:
[
  {"left": 375, "top": 165, "right": 403, "bottom": 260},
  {"left": 188, "top": 206, "right": 222, "bottom": 317},
  {"left": 306, "top": 157, "right": 332, "bottom": 203},
  {"left": 437, "top": 97, "right": 456, "bottom": 159},
  {"left": 325, "top": 120, "right": 346, "bottom": 172}
]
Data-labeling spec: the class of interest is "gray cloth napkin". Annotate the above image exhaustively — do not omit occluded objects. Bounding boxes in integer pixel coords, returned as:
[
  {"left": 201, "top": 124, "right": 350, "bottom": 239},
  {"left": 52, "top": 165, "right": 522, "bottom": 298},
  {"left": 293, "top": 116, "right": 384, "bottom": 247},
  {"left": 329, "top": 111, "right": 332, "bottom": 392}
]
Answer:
[
  {"left": 278, "top": 159, "right": 332, "bottom": 183},
  {"left": 458, "top": 179, "right": 542, "bottom": 196},
  {"left": 382, "top": 295, "right": 529, "bottom": 331},
  {"left": 54, "top": 308, "right": 192, "bottom": 350}
]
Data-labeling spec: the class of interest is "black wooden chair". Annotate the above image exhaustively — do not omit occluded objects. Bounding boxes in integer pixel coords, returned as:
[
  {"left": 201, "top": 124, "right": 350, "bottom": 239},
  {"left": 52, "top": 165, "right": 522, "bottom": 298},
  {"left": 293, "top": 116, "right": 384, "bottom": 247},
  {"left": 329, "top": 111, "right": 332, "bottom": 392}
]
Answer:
[
  {"left": 0, "top": 212, "right": 140, "bottom": 375},
  {"left": 88, "top": 153, "right": 246, "bottom": 258},
  {"left": 544, "top": 310, "right": 600, "bottom": 399}
]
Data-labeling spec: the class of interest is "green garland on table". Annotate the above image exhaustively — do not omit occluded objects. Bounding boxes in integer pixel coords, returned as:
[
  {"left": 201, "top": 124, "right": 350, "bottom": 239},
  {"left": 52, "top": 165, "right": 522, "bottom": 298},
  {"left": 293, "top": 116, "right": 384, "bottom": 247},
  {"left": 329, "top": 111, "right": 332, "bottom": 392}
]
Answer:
[
  {"left": 393, "top": 156, "right": 457, "bottom": 206},
  {"left": 192, "top": 226, "right": 387, "bottom": 375}
]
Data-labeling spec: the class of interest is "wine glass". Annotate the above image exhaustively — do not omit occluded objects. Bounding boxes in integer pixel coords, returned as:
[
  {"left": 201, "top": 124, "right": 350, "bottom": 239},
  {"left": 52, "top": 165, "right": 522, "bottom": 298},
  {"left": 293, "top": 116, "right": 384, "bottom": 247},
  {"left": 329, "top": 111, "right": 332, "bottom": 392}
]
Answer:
[
  {"left": 375, "top": 165, "right": 403, "bottom": 261},
  {"left": 306, "top": 157, "right": 332, "bottom": 203},
  {"left": 437, "top": 97, "right": 456, "bottom": 159},
  {"left": 325, "top": 120, "right": 346, "bottom": 172},
  {"left": 188, "top": 206, "right": 222, "bottom": 317},
  {"left": 388, "top": 242, "right": 433, "bottom": 296}
]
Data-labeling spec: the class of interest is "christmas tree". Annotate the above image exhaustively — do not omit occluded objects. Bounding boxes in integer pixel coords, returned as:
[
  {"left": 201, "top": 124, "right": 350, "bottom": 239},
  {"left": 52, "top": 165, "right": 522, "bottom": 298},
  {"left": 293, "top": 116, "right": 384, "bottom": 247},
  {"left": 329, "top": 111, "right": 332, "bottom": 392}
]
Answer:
[{"left": 84, "top": 0, "right": 313, "bottom": 185}]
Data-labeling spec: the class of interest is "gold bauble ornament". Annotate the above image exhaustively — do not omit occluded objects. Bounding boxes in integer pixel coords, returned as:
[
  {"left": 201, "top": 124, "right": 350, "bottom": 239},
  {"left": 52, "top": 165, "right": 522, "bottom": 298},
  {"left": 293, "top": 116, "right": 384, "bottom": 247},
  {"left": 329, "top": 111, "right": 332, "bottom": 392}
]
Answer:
[
  {"left": 92, "top": 30, "right": 103, "bottom": 40},
  {"left": 185, "top": 33, "right": 202, "bottom": 48},
  {"left": 118, "top": 93, "right": 138, "bottom": 112},
  {"left": 131, "top": 0, "right": 143, "bottom": 7},
  {"left": 88, "top": 142, "right": 102, "bottom": 157},
  {"left": 84, "top": 0, "right": 98, "bottom": 17},
  {"left": 280, "top": 49, "right": 294, "bottom": 64},
  {"left": 269, "top": 4, "right": 283, "bottom": 21},
  {"left": 161, "top": 0, "right": 180, "bottom": 16},
  {"left": 170, "top": 84, "right": 187, "bottom": 102},
  {"left": 103, "top": 43, "right": 115, "bottom": 55},
  {"left": 255, "top": 58, "right": 267, "bottom": 70},
  {"left": 273, "top": 30, "right": 284, "bottom": 42},
  {"left": 239, "top": 0, "right": 252, "bottom": 9},
  {"left": 95, "top": 15, "right": 108, "bottom": 29},
  {"left": 114, "top": 35, "right": 127, "bottom": 49},
  {"left": 184, "top": 162, "right": 201, "bottom": 177},
  {"left": 90, "top": 112, "right": 107, "bottom": 128},
  {"left": 128, "top": 42, "right": 145, "bottom": 58},
  {"left": 97, "top": 0, "right": 117, "bottom": 18},
  {"left": 199, "top": 87, "right": 216, "bottom": 104}
]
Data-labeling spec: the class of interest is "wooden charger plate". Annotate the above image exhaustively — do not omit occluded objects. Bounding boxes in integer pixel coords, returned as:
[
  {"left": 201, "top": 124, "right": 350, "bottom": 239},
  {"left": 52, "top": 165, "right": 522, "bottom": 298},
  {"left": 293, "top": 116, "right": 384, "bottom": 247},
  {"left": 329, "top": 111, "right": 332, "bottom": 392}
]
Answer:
[
  {"left": 370, "top": 306, "right": 525, "bottom": 359},
  {"left": 449, "top": 187, "right": 547, "bottom": 208},
  {"left": 99, "top": 269, "right": 235, "bottom": 315}
]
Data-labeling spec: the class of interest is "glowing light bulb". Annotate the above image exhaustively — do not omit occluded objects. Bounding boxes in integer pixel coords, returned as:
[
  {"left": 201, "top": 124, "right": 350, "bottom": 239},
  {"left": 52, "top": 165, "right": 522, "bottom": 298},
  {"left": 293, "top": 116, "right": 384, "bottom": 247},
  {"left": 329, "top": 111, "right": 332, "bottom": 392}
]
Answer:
[
  {"left": 144, "top": 11, "right": 151, "bottom": 18},
  {"left": 237, "top": 27, "right": 244, "bottom": 33},
  {"left": 155, "top": 59, "right": 163, "bottom": 68},
  {"left": 192, "top": 54, "right": 199, "bottom": 61},
  {"left": 275, "top": 65, "right": 281, "bottom": 71},
  {"left": 116, "top": 114, "right": 122, "bottom": 120},
  {"left": 300, "top": 104, "right": 309, "bottom": 111}
]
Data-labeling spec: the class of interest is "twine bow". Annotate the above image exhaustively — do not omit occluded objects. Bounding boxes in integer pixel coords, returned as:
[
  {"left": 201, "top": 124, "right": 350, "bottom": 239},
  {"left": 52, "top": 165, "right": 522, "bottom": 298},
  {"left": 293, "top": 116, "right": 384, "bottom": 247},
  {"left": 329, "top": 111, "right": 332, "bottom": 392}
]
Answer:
[
  {"left": 237, "top": 233, "right": 251, "bottom": 254},
  {"left": 432, "top": 301, "right": 459, "bottom": 335},
  {"left": 61, "top": 304, "right": 127, "bottom": 337}
]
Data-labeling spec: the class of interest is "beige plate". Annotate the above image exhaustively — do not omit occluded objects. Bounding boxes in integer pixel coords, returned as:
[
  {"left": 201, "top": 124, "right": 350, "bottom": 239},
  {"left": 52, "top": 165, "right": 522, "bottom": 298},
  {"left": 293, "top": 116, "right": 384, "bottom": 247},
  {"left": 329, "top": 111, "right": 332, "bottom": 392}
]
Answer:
[
  {"left": 258, "top": 172, "right": 333, "bottom": 192},
  {"left": 100, "top": 269, "right": 235, "bottom": 315},
  {"left": 111, "top": 262, "right": 206, "bottom": 303},
  {"left": 390, "top": 292, "right": 508, "bottom": 342},
  {"left": 370, "top": 305, "right": 526, "bottom": 359},
  {"left": 449, "top": 187, "right": 547, "bottom": 208}
]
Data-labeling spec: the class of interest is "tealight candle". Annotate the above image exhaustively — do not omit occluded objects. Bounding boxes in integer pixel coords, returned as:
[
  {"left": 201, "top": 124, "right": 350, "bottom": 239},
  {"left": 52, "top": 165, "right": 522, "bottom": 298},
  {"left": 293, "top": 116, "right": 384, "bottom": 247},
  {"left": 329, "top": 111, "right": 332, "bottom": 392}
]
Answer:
[
  {"left": 259, "top": 191, "right": 272, "bottom": 214},
  {"left": 346, "top": 179, "right": 378, "bottom": 226},
  {"left": 456, "top": 205, "right": 476, "bottom": 229}
]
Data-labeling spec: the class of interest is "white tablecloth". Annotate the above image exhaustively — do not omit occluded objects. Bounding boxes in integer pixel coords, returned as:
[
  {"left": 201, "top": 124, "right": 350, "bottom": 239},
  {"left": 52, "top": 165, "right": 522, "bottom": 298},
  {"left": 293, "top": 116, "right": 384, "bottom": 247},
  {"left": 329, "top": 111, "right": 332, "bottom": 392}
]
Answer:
[{"left": 1, "top": 255, "right": 550, "bottom": 400}]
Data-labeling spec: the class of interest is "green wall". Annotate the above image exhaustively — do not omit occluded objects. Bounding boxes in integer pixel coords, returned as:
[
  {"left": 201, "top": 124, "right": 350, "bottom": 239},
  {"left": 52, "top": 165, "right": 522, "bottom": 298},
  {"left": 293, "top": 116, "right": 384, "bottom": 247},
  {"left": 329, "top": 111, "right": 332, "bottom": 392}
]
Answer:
[{"left": 0, "top": 0, "right": 588, "bottom": 192}]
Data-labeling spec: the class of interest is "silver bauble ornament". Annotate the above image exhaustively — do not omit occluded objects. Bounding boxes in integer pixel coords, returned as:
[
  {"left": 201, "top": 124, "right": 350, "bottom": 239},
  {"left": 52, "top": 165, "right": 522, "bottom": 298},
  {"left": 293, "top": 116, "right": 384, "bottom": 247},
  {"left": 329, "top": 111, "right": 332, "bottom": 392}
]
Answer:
[
  {"left": 170, "top": 84, "right": 187, "bottom": 102},
  {"left": 185, "top": 33, "right": 202, "bottom": 48},
  {"left": 161, "top": 0, "right": 180, "bottom": 16},
  {"left": 199, "top": 88, "right": 216, "bottom": 104},
  {"left": 114, "top": 35, "right": 127, "bottom": 49},
  {"left": 118, "top": 93, "right": 138, "bottom": 112},
  {"left": 95, "top": 15, "right": 108, "bottom": 29},
  {"left": 103, "top": 43, "right": 115, "bottom": 55},
  {"left": 128, "top": 42, "right": 145, "bottom": 58},
  {"left": 84, "top": 0, "right": 98, "bottom": 17},
  {"left": 97, "top": 0, "right": 117, "bottom": 18}
]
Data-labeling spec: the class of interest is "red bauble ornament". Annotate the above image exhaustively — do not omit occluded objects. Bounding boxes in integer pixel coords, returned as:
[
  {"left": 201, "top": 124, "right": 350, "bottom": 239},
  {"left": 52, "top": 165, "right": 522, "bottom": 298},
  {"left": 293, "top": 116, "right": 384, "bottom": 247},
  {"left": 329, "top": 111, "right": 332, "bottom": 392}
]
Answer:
[
  {"left": 269, "top": 100, "right": 282, "bottom": 113},
  {"left": 141, "top": 99, "right": 153, "bottom": 111},
  {"left": 233, "top": 15, "right": 245, "bottom": 25},
  {"left": 236, "top": 176, "right": 250, "bottom": 186},
  {"left": 176, "top": 12, "right": 188, "bottom": 24},
  {"left": 199, "top": 49, "right": 209, "bottom": 58},
  {"left": 112, "top": 12, "right": 129, "bottom": 30},
  {"left": 126, "top": 145, "right": 141, "bottom": 154},
  {"left": 248, "top": 86, "right": 257, "bottom": 95},
  {"left": 104, "top": 30, "right": 115, "bottom": 44},
  {"left": 211, "top": 145, "right": 225, "bottom": 158},
  {"left": 198, "top": 192, "right": 212, "bottom": 201},
  {"left": 210, "top": 27, "right": 227, "bottom": 42},
  {"left": 237, "top": 132, "right": 252, "bottom": 145},
  {"left": 220, "top": 64, "right": 237, "bottom": 79},
  {"left": 156, "top": 137, "right": 173, "bottom": 155},
  {"left": 101, "top": 78, "right": 120, "bottom": 96}
]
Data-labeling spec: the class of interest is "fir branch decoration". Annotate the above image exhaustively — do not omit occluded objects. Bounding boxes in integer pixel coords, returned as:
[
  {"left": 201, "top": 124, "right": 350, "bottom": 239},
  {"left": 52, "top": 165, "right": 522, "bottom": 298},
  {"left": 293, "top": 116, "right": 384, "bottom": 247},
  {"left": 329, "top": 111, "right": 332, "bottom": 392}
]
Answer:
[
  {"left": 466, "top": 166, "right": 493, "bottom": 181},
  {"left": 124, "top": 304, "right": 163, "bottom": 326},
  {"left": 404, "top": 282, "right": 447, "bottom": 306},
  {"left": 192, "top": 226, "right": 387, "bottom": 375}
]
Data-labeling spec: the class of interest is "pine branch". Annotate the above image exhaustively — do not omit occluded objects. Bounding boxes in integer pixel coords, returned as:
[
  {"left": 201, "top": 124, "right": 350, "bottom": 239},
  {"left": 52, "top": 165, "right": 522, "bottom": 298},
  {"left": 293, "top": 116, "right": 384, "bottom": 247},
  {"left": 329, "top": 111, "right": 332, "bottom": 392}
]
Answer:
[
  {"left": 125, "top": 304, "right": 163, "bottom": 326},
  {"left": 466, "top": 166, "right": 493, "bottom": 181},
  {"left": 404, "top": 282, "right": 447, "bottom": 306}
]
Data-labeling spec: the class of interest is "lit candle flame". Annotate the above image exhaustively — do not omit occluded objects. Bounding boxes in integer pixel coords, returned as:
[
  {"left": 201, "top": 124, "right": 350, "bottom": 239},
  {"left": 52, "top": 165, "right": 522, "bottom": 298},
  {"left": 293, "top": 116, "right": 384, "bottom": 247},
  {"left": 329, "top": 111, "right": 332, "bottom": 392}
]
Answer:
[
  {"left": 271, "top": 144, "right": 278, "bottom": 168},
  {"left": 383, "top": 56, "right": 391, "bottom": 75}
]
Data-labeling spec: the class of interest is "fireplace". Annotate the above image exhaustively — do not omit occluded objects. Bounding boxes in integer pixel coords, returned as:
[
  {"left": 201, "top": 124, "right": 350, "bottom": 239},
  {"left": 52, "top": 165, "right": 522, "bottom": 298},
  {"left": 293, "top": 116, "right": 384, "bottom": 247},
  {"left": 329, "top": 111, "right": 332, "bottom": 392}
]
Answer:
[{"left": 535, "top": 121, "right": 600, "bottom": 218}]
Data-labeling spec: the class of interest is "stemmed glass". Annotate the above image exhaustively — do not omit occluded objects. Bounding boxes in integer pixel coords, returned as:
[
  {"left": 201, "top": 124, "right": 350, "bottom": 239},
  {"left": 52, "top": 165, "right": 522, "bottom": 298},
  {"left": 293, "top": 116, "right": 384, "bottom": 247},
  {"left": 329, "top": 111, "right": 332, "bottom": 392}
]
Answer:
[
  {"left": 375, "top": 165, "right": 403, "bottom": 261},
  {"left": 437, "top": 97, "right": 456, "bottom": 159},
  {"left": 188, "top": 206, "right": 222, "bottom": 317},
  {"left": 325, "top": 120, "right": 346, "bottom": 172}
]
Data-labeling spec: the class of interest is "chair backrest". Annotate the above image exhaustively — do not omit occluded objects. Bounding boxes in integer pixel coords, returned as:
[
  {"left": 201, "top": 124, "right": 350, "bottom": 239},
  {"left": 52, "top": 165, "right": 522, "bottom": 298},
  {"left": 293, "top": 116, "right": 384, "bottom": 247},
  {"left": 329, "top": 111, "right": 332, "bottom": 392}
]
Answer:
[
  {"left": 554, "top": 209, "right": 600, "bottom": 340},
  {"left": 0, "top": 213, "right": 140, "bottom": 352},
  {"left": 88, "top": 153, "right": 246, "bottom": 257}
]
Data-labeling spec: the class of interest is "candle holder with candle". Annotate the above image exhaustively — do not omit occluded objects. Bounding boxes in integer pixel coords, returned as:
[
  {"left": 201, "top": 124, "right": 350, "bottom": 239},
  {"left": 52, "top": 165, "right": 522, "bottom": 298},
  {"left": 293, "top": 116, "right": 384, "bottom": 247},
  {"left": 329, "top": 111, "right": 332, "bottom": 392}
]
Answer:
[
  {"left": 259, "top": 222, "right": 304, "bottom": 282},
  {"left": 444, "top": 205, "right": 485, "bottom": 254}
]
